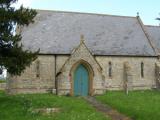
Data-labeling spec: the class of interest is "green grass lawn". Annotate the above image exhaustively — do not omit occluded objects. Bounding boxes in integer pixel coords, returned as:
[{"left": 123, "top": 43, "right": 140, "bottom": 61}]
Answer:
[
  {"left": 96, "top": 90, "right": 160, "bottom": 120},
  {"left": 0, "top": 91, "right": 109, "bottom": 120}
]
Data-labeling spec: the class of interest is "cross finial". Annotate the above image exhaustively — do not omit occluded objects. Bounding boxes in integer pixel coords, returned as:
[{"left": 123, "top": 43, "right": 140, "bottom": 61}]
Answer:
[{"left": 80, "top": 34, "right": 85, "bottom": 43}]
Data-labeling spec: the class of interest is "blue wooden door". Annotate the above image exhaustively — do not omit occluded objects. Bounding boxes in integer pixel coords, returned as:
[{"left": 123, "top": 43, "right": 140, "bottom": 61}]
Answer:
[{"left": 74, "top": 64, "right": 89, "bottom": 96}]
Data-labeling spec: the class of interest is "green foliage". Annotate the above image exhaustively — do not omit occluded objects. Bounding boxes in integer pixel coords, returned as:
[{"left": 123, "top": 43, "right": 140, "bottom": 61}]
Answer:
[
  {"left": 0, "top": 0, "right": 39, "bottom": 75},
  {"left": 0, "top": 91, "right": 109, "bottom": 120},
  {"left": 96, "top": 90, "right": 160, "bottom": 120},
  {"left": 156, "top": 18, "right": 160, "bottom": 20}
]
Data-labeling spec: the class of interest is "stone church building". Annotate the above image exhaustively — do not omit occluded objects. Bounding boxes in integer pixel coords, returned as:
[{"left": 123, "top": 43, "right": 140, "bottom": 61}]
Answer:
[{"left": 7, "top": 10, "right": 160, "bottom": 96}]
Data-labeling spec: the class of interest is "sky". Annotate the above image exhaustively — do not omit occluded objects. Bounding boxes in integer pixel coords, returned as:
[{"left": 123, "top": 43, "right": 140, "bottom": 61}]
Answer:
[{"left": 14, "top": 0, "right": 160, "bottom": 26}]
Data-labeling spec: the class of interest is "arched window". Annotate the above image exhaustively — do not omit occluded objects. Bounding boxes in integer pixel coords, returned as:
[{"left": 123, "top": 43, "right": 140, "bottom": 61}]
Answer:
[
  {"left": 36, "top": 60, "right": 40, "bottom": 78},
  {"left": 141, "top": 62, "right": 144, "bottom": 78},
  {"left": 108, "top": 62, "right": 112, "bottom": 77}
]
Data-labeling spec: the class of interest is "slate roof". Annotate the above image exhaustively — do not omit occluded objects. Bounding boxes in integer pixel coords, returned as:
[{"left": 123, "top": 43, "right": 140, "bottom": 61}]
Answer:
[
  {"left": 21, "top": 10, "right": 157, "bottom": 56},
  {"left": 145, "top": 25, "right": 160, "bottom": 54}
]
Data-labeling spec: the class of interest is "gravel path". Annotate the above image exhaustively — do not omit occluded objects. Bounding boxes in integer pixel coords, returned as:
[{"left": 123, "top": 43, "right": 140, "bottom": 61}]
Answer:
[{"left": 84, "top": 96, "right": 133, "bottom": 120}]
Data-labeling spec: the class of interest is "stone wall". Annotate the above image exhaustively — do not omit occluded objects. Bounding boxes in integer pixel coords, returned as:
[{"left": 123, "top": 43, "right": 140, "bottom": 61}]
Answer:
[
  {"left": 55, "top": 55, "right": 158, "bottom": 91},
  {"left": 7, "top": 55, "right": 55, "bottom": 94},
  {"left": 0, "top": 83, "right": 6, "bottom": 90},
  {"left": 95, "top": 56, "right": 157, "bottom": 90},
  {"left": 7, "top": 54, "right": 158, "bottom": 94},
  {"left": 56, "top": 55, "right": 69, "bottom": 74}
]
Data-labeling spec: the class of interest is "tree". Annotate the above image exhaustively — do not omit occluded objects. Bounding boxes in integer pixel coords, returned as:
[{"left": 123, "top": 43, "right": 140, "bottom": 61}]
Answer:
[
  {"left": 156, "top": 13, "right": 160, "bottom": 21},
  {"left": 156, "top": 18, "right": 160, "bottom": 21},
  {"left": 0, "top": 0, "right": 39, "bottom": 75}
]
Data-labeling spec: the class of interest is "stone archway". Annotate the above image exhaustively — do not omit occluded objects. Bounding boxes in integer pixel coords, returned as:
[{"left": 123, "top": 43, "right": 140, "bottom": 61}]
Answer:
[
  {"left": 57, "top": 39, "right": 105, "bottom": 96},
  {"left": 70, "top": 59, "right": 94, "bottom": 96}
]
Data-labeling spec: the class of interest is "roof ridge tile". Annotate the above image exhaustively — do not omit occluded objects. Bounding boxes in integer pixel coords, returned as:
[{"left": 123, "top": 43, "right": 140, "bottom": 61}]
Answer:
[{"left": 35, "top": 9, "right": 136, "bottom": 19}]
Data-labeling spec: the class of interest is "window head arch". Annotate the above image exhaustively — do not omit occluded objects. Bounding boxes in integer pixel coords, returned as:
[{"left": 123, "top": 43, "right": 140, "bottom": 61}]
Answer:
[
  {"left": 108, "top": 61, "right": 112, "bottom": 78},
  {"left": 141, "top": 62, "right": 144, "bottom": 78}
]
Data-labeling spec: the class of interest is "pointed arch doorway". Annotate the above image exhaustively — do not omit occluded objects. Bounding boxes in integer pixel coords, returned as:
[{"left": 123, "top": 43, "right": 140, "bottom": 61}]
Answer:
[
  {"left": 70, "top": 60, "right": 94, "bottom": 96},
  {"left": 74, "top": 64, "right": 89, "bottom": 96}
]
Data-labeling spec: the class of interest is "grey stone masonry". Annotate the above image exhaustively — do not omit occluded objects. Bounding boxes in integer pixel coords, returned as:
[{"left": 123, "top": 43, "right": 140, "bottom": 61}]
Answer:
[{"left": 0, "top": 83, "right": 6, "bottom": 90}]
